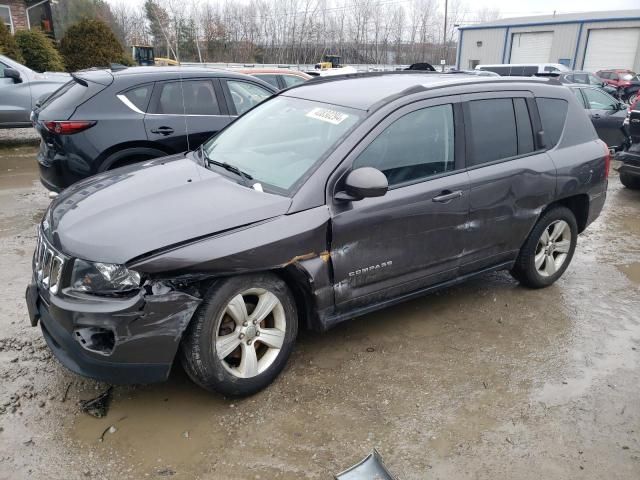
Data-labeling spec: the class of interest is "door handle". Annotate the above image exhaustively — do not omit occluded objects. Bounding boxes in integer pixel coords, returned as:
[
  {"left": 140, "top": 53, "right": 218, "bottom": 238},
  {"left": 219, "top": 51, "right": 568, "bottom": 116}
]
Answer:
[
  {"left": 150, "top": 126, "right": 174, "bottom": 136},
  {"left": 432, "top": 190, "right": 463, "bottom": 203}
]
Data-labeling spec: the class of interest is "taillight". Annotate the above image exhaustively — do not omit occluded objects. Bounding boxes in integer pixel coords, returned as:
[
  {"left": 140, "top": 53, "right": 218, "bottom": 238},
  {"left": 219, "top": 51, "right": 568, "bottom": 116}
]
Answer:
[
  {"left": 42, "top": 120, "right": 96, "bottom": 135},
  {"left": 602, "top": 140, "right": 611, "bottom": 179}
]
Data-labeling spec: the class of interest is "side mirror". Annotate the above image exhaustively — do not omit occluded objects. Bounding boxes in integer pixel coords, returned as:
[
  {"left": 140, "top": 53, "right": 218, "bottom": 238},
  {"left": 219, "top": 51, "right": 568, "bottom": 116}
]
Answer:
[
  {"left": 4, "top": 68, "right": 22, "bottom": 83},
  {"left": 335, "top": 167, "right": 388, "bottom": 201}
]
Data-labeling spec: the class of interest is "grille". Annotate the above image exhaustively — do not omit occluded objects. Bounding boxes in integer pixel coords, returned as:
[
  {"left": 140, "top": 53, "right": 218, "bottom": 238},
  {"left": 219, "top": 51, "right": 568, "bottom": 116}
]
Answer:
[{"left": 34, "top": 231, "right": 66, "bottom": 295}]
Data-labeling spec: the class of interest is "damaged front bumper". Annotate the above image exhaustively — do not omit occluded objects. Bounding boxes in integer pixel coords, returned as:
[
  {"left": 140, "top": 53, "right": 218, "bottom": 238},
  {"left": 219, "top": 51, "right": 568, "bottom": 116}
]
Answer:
[{"left": 26, "top": 281, "right": 200, "bottom": 384}]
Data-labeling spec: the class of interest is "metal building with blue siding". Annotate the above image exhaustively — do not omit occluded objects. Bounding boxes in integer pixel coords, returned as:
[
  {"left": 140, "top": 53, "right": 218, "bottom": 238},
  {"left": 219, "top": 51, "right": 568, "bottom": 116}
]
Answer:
[{"left": 456, "top": 10, "right": 640, "bottom": 72}]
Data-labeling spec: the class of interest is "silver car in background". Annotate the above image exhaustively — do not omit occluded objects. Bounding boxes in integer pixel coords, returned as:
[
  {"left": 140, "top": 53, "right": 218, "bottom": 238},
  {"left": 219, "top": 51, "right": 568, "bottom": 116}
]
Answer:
[{"left": 0, "top": 54, "right": 69, "bottom": 129}]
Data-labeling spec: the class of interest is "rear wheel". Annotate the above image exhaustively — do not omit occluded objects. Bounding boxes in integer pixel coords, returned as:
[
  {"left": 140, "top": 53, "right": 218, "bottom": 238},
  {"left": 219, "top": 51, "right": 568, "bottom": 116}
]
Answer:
[
  {"left": 180, "top": 273, "right": 298, "bottom": 396},
  {"left": 511, "top": 206, "right": 578, "bottom": 288},
  {"left": 620, "top": 171, "right": 640, "bottom": 190}
]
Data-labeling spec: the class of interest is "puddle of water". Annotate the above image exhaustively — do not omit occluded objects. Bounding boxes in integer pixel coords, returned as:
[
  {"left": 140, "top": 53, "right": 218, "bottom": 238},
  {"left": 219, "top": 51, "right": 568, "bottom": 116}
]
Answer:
[{"left": 0, "top": 145, "right": 40, "bottom": 190}]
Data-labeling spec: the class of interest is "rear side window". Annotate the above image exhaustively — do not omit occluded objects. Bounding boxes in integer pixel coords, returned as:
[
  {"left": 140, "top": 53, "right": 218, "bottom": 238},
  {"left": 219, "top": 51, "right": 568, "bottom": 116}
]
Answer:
[
  {"left": 123, "top": 85, "right": 152, "bottom": 112},
  {"left": 598, "top": 71, "right": 610, "bottom": 79},
  {"left": 522, "top": 66, "right": 538, "bottom": 76},
  {"left": 253, "top": 74, "right": 279, "bottom": 89},
  {"left": 282, "top": 75, "right": 306, "bottom": 87},
  {"left": 536, "top": 98, "right": 568, "bottom": 148},
  {"left": 467, "top": 99, "right": 517, "bottom": 165},
  {"left": 353, "top": 104, "right": 455, "bottom": 187},
  {"left": 155, "top": 80, "right": 220, "bottom": 115}
]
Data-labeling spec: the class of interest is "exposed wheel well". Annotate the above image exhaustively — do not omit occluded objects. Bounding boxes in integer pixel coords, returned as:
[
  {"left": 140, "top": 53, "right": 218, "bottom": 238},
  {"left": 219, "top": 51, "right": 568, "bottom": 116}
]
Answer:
[
  {"left": 273, "top": 267, "right": 318, "bottom": 332},
  {"left": 97, "top": 143, "right": 172, "bottom": 172},
  {"left": 548, "top": 194, "right": 590, "bottom": 233}
]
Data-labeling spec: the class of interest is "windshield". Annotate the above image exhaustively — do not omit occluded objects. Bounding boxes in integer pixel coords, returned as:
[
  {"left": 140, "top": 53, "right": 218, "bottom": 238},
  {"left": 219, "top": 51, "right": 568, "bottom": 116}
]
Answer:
[
  {"left": 202, "top": 96, "right": 363, "bottom": 194},
  {"left": 621, "top": 72, "right": 638, "bottom": 81}
]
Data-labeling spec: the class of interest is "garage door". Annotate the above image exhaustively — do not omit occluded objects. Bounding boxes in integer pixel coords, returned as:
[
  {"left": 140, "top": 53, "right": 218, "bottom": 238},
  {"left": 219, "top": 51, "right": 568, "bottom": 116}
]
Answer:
[
  {"left": 583, "top": 28, "right": 640, "bottom": 71},
  {"left": 509, "top": 32, "right": 553, "bottom": 63}
]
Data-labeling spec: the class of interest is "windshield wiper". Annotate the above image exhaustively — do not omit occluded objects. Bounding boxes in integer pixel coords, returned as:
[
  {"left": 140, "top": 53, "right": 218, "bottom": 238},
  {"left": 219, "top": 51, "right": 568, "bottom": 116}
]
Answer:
[{"left": 199, "top": 145, "right": 253, "bottom": 186}]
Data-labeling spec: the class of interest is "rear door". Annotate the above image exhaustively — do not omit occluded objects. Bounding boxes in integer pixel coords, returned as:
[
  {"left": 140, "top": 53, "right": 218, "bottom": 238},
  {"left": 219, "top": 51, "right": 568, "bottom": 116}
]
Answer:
[
  {"left": 329, "top": 98, "right": 470, "bottom": 310},
  {"left": 144, "top": 78, "right": 230, "bottom": 152},
  {"left": 580, "top": 87, "right": 626, "bottom": 148},
  {"left": 460, "top": 92, "right": 557, "bottom": 273}
]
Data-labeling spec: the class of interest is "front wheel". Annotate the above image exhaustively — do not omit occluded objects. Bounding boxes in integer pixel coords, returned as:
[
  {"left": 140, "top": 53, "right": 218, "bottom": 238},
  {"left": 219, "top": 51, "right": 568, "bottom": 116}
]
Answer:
[
  {"left": 511, "top": 206, "right": 578, "bottom": 289},
  {"left": 180, "top": 273, "right": 298, "bottom": 396}
]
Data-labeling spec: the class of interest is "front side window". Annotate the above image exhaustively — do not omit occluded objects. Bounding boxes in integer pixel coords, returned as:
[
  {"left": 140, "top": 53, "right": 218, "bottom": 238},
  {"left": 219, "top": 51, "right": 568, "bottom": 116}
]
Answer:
[
  {"left": 467, "top": 99, "right": 517, "bottom": 165},
  {"left": 353, "top": 104, "right": 455, "bottom": 187},
  {"left": 227, "top": 80, "right": 272, "bottom": 115},
  {"left": 253, "top": 74, "right": 280, "bottom": 89},
  {"left": 588, "top": 74, "right": 603, "bottom": 85},
  {"left": 582, "top": 88, "right": 618, "bottom": 110},
  {"left": 156, "top": 80, "right": 220, "bottom": 115},
  {"left": 0, "top": 6, "right": 12, "bottom": 33},
  {"left": 571, "top": 73, "right": 588, "bottom": 84},
  {"left": 536, "top": 98, "right": 568, "bottom": 148},
  {"left": 202, "top": 96, "right": 362, "bottom": 193},
  {"left": 282, "top": 75, "right": 306, "bottom": 87}
]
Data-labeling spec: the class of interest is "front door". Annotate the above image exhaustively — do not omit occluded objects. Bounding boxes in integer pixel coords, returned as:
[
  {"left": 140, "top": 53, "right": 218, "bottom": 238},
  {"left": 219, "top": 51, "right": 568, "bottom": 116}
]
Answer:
[
  {"left": 580, "top": 87, "right": 627, "bottom": 148},
  {"left": 329, "top": 99, "right": 470, "bottom": 311}
]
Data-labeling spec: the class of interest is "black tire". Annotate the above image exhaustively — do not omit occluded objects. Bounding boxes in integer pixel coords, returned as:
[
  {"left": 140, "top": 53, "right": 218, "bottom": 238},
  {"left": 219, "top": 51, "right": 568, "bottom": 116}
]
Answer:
[
  {"left": 620, "top": 171, "right": 640, "bottom": 190},
  {"left": 180, "top": 273, "right": 298, "bottom": 396},
  {"left": 511, "top": 206, "right": 578, "bottom": 289}
]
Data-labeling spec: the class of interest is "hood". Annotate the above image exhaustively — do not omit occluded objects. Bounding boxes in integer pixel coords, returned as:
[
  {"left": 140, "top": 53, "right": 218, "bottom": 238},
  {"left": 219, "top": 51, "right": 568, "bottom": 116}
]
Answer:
[
  {"left": 46, "top": 154, "right": 292, "bottom": 264},
  {"left": 37, "top": 71, "right": 71, "bottom": 81}
]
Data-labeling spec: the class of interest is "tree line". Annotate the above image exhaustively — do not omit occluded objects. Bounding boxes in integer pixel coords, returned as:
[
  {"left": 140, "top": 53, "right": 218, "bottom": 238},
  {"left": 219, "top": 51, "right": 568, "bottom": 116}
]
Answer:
[{"left": 53, "top": 0, "right": 501, "bottom": 66}]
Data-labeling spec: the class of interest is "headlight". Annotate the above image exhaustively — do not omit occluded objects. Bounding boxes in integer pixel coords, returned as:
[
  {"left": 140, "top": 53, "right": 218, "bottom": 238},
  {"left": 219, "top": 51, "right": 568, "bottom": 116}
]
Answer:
[{"left": 70, "top": 259, "right": 142, "bottom": 294}]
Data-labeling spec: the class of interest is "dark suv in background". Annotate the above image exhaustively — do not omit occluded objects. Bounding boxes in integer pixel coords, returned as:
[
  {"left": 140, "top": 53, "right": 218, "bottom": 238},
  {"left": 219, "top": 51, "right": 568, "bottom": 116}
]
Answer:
[
  {"left": 32, "top": 66, "right": 276, "bottom": 191},
  {"left": 26, "top": 73, "right": 609, "bottom": 396}
]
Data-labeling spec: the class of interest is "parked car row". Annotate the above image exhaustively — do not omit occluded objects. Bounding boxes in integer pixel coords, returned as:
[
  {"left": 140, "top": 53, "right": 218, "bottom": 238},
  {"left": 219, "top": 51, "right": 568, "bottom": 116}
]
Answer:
[{"left": 24, "top": 70, "right": 610, "bottom": 396}]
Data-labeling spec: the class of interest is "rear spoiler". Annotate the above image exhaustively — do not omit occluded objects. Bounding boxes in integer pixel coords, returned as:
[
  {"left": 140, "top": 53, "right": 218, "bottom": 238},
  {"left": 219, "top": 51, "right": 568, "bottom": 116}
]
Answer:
[{"left": 71, "top": 72, "right": 88, "bottom": 87}]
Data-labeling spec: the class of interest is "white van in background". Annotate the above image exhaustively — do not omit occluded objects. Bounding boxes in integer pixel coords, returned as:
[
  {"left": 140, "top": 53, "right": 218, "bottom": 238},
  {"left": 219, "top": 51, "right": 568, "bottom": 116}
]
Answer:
[{"left": 475, "top": 63, "right": 570, "bottom": 76}]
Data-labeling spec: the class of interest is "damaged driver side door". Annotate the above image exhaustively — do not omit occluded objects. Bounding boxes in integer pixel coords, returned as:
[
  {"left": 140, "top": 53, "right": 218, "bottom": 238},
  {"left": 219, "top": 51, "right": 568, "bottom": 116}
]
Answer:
[{"left": 329, "top": 98, "right": 470, "bottom": 312}]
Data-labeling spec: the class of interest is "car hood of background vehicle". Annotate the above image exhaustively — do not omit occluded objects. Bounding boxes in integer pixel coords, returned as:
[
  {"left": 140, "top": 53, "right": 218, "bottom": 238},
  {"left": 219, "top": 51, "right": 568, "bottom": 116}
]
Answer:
[{"left": 46, "top": 154, "right": 292, "bottom": 264}]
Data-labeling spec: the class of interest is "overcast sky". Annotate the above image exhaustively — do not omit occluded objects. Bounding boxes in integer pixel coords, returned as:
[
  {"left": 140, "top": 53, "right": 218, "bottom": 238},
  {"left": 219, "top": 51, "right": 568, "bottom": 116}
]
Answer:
[{"left": 103, "top": 0, "right": 640, "bottom": 19}]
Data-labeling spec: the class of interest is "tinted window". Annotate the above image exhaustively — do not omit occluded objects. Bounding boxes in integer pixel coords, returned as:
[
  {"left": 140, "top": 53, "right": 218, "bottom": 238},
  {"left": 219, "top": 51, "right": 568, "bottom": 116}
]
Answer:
[
  {"left": 514, "top": 99, "right": 534, "bottom": 155},
  {"left": 598, "top": 71, "right": 610, "bottom": 79},
  {"left": 522, "top": 66, "right": 538, "bottom": 76},
  {"left": 482, "top": 66, "right": 509, "bottom": 76},
  {"left": 509, "top": 66, "right": 525, "bottom": 76},
  {"left": 123, "top": 85, "right": 152, "bottom": 112},
  {"left": 353, "top": 104, "right": 455, "bottom": 187},
  {"left": 156, "top": 80, "right": 220, "bottom": 115},
  {"left": 588, "top": 74, "right": 603, "bottom": 85},
  {"left": 536, "top": 98, "right": 568, "bottom": 148},
  {"left": 582, "top": 88, "right": 617, "bottom": 110},
  {"left": 227, "top": 80, "right": 272, "bottom": 115},
  {"left": 571, "top": 73, "right": 588, "bottom": 84},
  {"left": 282, "top": 75, "right": 306, "bottom": 87},
  {"left": 467, "top": 99, "right": 517, "bottom": 165},
  {"left": 253, "top": 74, "right": 280, "bottom": 89}
]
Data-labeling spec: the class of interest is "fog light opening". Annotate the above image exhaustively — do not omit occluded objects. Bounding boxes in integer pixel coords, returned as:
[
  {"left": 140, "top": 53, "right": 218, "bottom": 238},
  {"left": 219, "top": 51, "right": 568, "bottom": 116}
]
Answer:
[{"left": 73, "top": 327, "right": 115, "bottom": 355}]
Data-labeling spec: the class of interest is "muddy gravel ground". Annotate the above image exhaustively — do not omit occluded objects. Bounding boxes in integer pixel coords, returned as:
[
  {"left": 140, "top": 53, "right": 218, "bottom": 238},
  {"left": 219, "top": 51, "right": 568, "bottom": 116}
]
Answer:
[{"left": 0, "top": 143, "right": 639, "bottom": 480}]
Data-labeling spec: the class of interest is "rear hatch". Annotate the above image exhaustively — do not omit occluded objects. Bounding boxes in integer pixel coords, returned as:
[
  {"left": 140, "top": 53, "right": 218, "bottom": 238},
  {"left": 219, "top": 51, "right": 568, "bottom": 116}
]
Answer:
[{"left": 33, "top": 70, "right": 113, "bottom": 164}]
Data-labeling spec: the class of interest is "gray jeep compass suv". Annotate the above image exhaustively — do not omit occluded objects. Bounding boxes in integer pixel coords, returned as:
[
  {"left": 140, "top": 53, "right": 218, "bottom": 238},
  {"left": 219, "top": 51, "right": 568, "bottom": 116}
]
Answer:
[{"left": 26, "top": 72, "right": 609, "bottom": 396}]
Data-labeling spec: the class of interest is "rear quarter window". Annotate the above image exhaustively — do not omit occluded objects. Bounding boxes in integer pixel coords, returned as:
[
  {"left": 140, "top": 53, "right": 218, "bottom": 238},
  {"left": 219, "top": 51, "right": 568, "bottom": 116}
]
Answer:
[
  {"left": 536, "top": 98, "right": 568, "bottom": 148},
  {"left": 122, "top": 84, "right": 152, "bottom": 112}
]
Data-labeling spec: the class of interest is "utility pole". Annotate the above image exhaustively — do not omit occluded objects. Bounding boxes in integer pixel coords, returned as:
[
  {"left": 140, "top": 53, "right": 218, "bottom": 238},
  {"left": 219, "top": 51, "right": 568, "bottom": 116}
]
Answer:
[{"left": 442, "top": 0, "right": 448, "bottom": 71}]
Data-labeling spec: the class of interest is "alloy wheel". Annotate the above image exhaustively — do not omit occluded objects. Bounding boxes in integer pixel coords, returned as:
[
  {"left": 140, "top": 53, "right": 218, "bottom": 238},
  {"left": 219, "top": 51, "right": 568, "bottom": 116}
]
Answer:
[
  {"left": 534, "top": 219, "right": 572, "bottom": 277},
  {"left": 214, "top": 288, "right": 287, "bottom": 378}
]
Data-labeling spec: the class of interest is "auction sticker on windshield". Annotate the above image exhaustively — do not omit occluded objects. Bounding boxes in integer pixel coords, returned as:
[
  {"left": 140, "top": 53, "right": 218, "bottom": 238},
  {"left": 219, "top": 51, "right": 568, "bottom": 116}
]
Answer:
[{"left": 306, "top": 107, "right": 349, "bottom": 125}]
